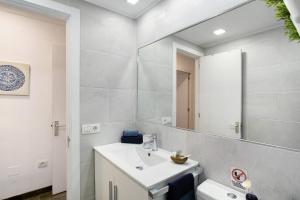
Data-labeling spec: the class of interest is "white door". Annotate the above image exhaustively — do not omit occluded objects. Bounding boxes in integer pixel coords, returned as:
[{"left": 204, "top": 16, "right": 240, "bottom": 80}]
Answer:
[
  {"left": 199, "top": 49, "right": 242, "bottom": 139},
  {"left": 52, "top": 45, "right": 67, "bottom": 194}
]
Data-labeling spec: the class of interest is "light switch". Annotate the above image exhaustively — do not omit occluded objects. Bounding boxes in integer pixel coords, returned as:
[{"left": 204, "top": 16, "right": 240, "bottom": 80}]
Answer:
[{"left": 82, "top": 123, "right": 100, "bottom": 134}]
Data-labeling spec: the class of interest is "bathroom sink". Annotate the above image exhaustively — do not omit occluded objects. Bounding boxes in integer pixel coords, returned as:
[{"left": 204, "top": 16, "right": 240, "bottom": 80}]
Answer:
[
  {"left": 94, "top": 143, "right": 199, "bottom": 188},
  {"left": 134, "top": 147, "right": 166, "bottom": 168},
  {"left": 106, "top": 145, "right": 166, "bottom": 170}
]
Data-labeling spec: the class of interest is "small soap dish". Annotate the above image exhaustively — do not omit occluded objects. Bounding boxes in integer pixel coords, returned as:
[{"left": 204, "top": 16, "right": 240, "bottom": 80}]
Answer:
[{"left": 170, "top": 155, "right": 188, "bottom": 164}]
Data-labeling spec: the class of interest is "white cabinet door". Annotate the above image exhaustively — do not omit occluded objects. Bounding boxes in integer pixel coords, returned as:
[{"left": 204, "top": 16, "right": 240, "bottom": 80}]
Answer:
[
  {"left": 95, "top": 153, "right": 149, "bottom": 200},
  {"left": 199, "top": 49, "right": 242, "bottom": 139},
  {"left": 95, "top": 154, "right": 115, "bottom": 200},
  {"left": 114, "top": 166, "right": 148, "bottom": 200}
]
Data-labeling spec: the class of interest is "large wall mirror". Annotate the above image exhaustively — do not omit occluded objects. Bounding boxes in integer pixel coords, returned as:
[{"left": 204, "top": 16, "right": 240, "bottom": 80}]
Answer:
[{"left": 137, "top": 0, "right": 300, "bottom": 151}]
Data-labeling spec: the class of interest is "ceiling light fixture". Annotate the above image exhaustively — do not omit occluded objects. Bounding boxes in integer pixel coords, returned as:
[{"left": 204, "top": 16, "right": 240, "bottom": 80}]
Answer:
[
  {"left": 126, "top": 0, "right": 139, "bottom": 5},
  {"left": 213, "top": 29, "right": 226, "bottom": 36}
]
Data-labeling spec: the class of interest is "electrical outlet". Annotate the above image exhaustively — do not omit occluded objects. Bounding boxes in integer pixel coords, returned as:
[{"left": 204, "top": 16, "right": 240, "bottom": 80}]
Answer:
[
  {"left": 38, "top": 160, "right": 48, "bottom": 168},
  {"left": 82, "top": 123, "right": 100, "bottom": 134},
  {"left": 8, "top": 165, "right": 20, "bottom": 177},
  {"left": 161, "top": 117, "right": 171, "bottom": 125}
]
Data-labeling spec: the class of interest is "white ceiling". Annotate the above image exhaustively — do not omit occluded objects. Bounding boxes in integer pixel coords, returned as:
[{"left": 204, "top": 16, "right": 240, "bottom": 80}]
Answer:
[
  {"left": 84, "top": 0, "right": 162, "bottom": 18},
  {"left": 175, "top": 1, "right": 283, "bottom": 48}
]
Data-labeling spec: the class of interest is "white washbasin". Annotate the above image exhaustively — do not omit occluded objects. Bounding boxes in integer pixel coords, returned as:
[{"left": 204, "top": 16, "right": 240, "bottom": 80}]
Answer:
[
  {"left": 94, "top": 143, "right": 199, "bottom": 188},
  {"left": 106, "top": 145, "right": 168, "bottom": 170},
  {"left": 134, "top": 147, "right": 167, "bottom": 168}
]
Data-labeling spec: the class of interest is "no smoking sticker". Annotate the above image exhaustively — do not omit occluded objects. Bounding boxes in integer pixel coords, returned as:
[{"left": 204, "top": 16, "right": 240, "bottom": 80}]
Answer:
[
  {"left": 232, "top": 168, "right": 247, "bottom": 182},
  {"left": 231, "top": 167, "right": 248, "bottom": 190}
]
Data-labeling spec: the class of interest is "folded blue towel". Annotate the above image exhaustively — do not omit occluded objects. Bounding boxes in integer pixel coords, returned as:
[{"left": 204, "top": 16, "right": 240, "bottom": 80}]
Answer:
[
  {"left": 121, "top": 134, "right": 143, "bottom": 144},
  {"left": 167, "top": 173, "right": 195, "bottom": 200},
  {"left": 123, "top": 129, "right": 140, "bottom": 137}
]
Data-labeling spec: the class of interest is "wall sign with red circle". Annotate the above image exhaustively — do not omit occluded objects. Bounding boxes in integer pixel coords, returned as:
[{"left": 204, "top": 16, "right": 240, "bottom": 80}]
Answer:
[
  {"left": 230, "top": 167, "right": 248, "bottom": 190},
  {"left": 232, "top": 168, "right": 247, "bottom": 182}
]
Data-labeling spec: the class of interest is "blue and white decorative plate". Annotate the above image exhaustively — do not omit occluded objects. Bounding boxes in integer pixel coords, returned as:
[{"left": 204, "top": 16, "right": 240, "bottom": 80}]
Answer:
[{"left": 0, "top": 65, "right": 25, "bottom": 91}]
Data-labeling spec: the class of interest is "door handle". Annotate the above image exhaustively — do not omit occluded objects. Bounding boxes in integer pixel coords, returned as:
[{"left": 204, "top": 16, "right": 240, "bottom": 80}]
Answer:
[
  {"left": 51, "top": 121, "right": 66, "bottom": 136},
  {"left": 230, "top": 122, "right": 240, "bottom": 134},
  {"left": 67, "top": 136, "right": 71, "bottom": 148},
  {"left": 109, "top": 181, "right": 113, "bottom": 200},
  {"left": 114, "top": 185, "right": 118, "bottom": 200}
]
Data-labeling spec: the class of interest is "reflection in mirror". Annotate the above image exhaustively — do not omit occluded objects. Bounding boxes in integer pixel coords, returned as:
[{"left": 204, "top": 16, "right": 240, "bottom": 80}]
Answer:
[{"left": 137, "top": 0, "right": 300, "bottom": 150}]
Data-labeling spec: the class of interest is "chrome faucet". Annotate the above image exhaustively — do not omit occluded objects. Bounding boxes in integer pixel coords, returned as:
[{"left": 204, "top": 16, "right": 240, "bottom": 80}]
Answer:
[
  {"left": 152, "top": 134, "right": 158, "bottom": 151},
  {"left": 143, "top": 134, "right": 158, "bottom": 151}
]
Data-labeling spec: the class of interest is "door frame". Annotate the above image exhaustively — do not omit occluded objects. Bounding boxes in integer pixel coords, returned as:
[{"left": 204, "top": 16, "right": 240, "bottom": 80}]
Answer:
[
  {"left": 0, "top": 0, "right": 81, "bottom": 199},
  {"left": 172, "top": 42, "right": 203, "bottom": 128}
]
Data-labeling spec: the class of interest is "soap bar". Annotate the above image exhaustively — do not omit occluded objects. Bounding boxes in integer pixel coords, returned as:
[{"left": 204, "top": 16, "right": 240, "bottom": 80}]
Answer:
[{"left": 246, "top": 193, "right": 258, "bottom": 200}]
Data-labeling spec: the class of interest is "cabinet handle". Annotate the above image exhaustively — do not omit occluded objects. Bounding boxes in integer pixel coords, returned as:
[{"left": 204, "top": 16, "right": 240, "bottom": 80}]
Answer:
[
  {"left": 109, "top": 181, "right": 113, "bottom": 200},
  {"left": 114, "top": 185, "right": 118, "bottom": 200}
]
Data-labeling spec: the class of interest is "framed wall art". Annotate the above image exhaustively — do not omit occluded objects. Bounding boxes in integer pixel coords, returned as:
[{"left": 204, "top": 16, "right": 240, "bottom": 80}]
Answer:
[{"left": 0, "top": 61, "right": 30, "bottom": 96}]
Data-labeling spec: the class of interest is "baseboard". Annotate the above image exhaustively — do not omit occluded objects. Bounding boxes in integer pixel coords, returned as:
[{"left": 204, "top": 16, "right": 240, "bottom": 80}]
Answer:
[{"left": 4, "top": 186, "right": 52, "bottom": 200}]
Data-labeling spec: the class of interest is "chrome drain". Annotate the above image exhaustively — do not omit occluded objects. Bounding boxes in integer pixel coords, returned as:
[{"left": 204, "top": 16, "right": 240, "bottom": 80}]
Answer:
[
  {"left": 136, "top": 166, "right": 144, "bottom": 170},
  {"left": 227, "top": 193, "right": 237, "bottom": 199}
]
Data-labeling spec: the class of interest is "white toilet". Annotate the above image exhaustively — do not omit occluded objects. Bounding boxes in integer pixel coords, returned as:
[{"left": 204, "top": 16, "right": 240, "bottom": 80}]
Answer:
[{"left": 197, "top": 179, "right": 246, "bottom": 200}]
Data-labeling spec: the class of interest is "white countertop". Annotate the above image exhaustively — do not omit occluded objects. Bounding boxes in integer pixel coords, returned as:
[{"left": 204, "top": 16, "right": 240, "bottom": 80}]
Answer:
[{"left": 94, "top": 143, "right": 199, "bottom": 189}]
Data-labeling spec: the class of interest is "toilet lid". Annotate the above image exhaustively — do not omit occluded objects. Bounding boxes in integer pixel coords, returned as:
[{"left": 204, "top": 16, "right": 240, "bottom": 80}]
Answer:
[{"left": 197, "top": 179, "right": 246, "bottom": 200}]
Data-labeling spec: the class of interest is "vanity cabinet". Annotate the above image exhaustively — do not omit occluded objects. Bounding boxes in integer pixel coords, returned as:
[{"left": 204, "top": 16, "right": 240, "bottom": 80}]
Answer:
[{"left": 95, "top": 153, "right": 149, "bottom": 200}]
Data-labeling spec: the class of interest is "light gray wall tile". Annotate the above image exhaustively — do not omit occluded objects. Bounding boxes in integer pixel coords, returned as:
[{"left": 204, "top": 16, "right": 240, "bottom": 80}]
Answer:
[
  {"left": 80, "top": 9, "right": 136, "bottom": 57},
  {"left": 81, "top": 50, "right": 137, "bottom": 89},
  {"left": 246, "top": 64, "right": 286, "bottom": 93},
  {"left": 277, "top": 92, "right": 300, "bottom": 122},
  {"left": 155, "top": 92, "right": 172, "bottom": 119},
  {"left": 80, "top": 50, "right": 110, "bottom": 88},
  {"left": 80, "top": 87, "right": 109, "bottom": 124},
  {"left": 80, "top": 161, "right": 95, "bottom": 200},
  {"left": 246, "top": 117, "right": 300, "bottom": 149},
  {"left": 245, "top": 93, "right": 279, "bottom": 119},
  {"left": 138, "top": 61, "right": 172, "bottom": 91},
  {"left": 137, "top": 91, "right": 156, "bottom": 121},
  {"left": 280, "top": 61, "right": 300, "bottom": 91},
  {"left": 246, "top": 61, "right": 300, "bottom": 93},
  {"left": 109, "top": 89, "right": 136, "bottom": 122},
  {"left": 139, "top": 37, "right": 173, "bottom": 66}
]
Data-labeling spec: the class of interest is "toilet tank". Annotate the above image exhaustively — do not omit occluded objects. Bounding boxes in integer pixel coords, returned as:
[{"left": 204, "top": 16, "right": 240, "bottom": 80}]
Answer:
[{"left": 197, "top": 179, "right": 246, "bottom": 200}]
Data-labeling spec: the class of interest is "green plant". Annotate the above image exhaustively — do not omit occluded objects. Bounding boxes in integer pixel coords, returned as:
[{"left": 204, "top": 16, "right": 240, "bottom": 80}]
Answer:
[{"left": 265, "top": 0, "right": 300, "bottom": 41}]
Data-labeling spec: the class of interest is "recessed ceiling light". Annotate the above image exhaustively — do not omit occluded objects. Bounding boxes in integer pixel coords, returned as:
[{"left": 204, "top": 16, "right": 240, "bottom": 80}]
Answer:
[
  {"left": 214, "top": 29, "right": 226, "bottom": 36},
  {"left": 126, "top": 0, "right": 139, "bottom": 5}
]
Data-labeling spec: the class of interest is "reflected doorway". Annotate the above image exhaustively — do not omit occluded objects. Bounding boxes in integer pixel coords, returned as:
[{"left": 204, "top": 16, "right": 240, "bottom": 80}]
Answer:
[{"left": 176, "top": 52, "right": 196, "bottom": 129}]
